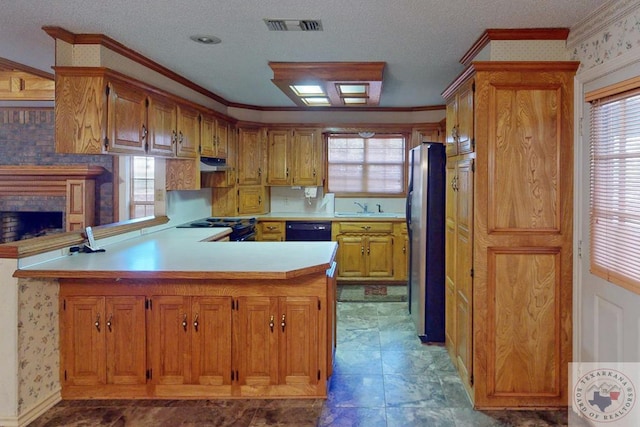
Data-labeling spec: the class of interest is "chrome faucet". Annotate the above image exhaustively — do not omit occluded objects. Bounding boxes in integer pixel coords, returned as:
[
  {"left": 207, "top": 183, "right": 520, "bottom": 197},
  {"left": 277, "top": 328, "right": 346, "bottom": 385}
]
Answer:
[{"left": 354, "top": 201, "right": 368, "bottom": 213}]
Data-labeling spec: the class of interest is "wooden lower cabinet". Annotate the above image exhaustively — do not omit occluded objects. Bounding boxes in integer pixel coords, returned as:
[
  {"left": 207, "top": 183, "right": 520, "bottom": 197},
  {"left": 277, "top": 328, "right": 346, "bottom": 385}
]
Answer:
[
  {"left": 235, "top": 296, "right": 319, "bottom": 395},
  {"left": 59, "top": 273, "right": 333, "bottom": 399},
  {"left": 257, "top": 221, "right": 285, "bottom": 241},
  {"left": 149, "top": 296, "right": 231, "bottom": 391},
  {"left": 60, "top": 295, "right": 146, "bottom": 388},
  {"left": 333, "top": 222, "right": 396, "bottom": 281}
]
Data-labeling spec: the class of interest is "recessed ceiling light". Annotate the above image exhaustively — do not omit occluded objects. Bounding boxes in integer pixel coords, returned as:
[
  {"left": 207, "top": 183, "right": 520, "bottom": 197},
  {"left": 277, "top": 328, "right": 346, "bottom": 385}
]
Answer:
[{"left": 190, "top": 35, "right": 221, "bottom": 45}]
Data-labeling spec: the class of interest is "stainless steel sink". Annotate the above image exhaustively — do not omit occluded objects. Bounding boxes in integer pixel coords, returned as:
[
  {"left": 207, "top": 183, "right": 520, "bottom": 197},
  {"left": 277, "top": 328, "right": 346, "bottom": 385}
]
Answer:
[{"left": 334, "top": 212, "right": 402, "bottom": 218}]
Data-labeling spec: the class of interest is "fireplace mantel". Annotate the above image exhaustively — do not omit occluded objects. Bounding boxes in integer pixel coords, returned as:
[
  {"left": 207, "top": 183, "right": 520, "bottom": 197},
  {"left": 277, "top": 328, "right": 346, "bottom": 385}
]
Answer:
[
  {"left": 0, "top": 165, "right": 105, "bottom": 196},
  {"left": 0, "top": 165, "right": 106, "bottom": 231}
]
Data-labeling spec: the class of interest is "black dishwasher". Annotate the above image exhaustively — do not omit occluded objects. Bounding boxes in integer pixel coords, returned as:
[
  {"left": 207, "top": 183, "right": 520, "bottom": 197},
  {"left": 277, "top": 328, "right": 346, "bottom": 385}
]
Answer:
[{"left": 285, "top": 221, "right": 332, "bottom": 241}]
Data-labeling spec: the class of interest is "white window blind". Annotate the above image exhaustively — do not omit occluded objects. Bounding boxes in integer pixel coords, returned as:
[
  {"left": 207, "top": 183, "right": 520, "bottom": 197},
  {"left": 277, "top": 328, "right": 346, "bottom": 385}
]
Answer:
[
  {"left": 589, "top": 85, "right": 640, "bottom": 292},
  {"left": 130, "top": 156, "right": 155, "bottom": 218},
  {"left": 327, "top": 134, "right": 405, "bottom": 195}
]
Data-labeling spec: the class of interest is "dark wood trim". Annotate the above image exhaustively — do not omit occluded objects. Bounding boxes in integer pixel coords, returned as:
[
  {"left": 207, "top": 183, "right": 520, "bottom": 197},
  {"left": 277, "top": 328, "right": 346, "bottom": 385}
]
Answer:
[
  {"left": 0, "top": 215, "right": 169, "bottom": 259},
  {"left": 441, "top": 65, "right": 477, "bottom": 100},
  {"left": 0, "top": 57, "right": 54, "bottom": 80},
  {"left": 460, "top": 28, "right": 571, "bottom": 67}
]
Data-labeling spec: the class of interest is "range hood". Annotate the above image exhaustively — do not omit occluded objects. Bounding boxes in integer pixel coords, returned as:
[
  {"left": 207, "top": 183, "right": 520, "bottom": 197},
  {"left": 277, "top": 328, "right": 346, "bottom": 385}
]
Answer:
[{"left": 200, "top": 157, "right": 232, "bottom": 172}]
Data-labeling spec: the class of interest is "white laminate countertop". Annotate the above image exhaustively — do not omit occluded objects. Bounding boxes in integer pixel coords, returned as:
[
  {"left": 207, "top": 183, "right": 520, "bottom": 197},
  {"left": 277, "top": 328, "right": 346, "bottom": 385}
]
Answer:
[
  {"left": 259, "top": 212, "right": 405, "bottom": 221},
  {"left": 14, "top": 226, "right": 338, "bottom": 280}
]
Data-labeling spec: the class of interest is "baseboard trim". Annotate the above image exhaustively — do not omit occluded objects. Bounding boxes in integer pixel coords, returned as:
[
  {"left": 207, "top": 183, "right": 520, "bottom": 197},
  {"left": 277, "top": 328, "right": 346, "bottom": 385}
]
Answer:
[{"left": 0, "top": 389, "right": 62, "bottom": 427}]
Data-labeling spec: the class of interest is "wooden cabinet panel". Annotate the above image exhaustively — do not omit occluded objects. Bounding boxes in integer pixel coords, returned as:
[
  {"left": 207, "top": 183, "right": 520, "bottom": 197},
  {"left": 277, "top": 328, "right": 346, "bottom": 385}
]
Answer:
[
  {"left": 149, "top": 296, "right": 190, "bottom": 385},
  {"left": 238, "top": 185, "right": 267, "bottom": 215},
  {"left": 445, "top": 97, "right": 458, "bottom": 157},
  {"left": 267, "top": 129, "right": 291, "bottom": 185},
  {"left": 61, "top": 296, "right": 106, "bottom": 386},
  {"left": 456, "top": 81, "right": 474, "bottom": 155},
  {"left": 215, "top": 119, "right": 229, "bottom": 159},
  {"left": 393, "top": 224, "right": 409, "bottom": 281},
  {"left": 106, "top": 81, "right": 147, "bottom": 154},
  {"left": 336, "top": 235, "right": 366, "bottom": 277},
  {"left": 105, "top": 296, "right": 146, "bottom": 385},
  {"left": 238, "top": 128, "right": 264, "bottom": 185},
  {"left": 258, "top": 221, "right": 285, "bottom": 241},
  {"left": 278, "top": 297, "right": 319, "bottom": 386},
  {"left": 200, "top": 114, "right": 216, "bottom": 158},
  {"left": 191, "top": 297, "right": 232, "bottom": 386},
  {"left": 61, "top": 295, "right": 146, "bottom": 387},
  {"left": 235, "top": 297, "right": 279, "bottom": 386},
  {"left": 444, "top": 161, "right": 457, "bottom": 362},
  {"left": 176, "top": 105, "right": 200, "bottom": 158},
  {"left": 366, "top": 235, "right": 394, "bottom": 277},
  {"left": 292, "top": 128, "right": 321, "bottom": 186},
  {"left": 147, "top": 94, "right": 177, "bottom": 156}
]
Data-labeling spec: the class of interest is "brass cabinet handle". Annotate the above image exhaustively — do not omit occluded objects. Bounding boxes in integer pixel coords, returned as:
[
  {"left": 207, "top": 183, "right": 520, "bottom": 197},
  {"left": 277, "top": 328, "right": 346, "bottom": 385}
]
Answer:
[
  {"left": 281, "top": 314, "right": 286, "bottom": 332},
  {"left": 182, "top": 313, "right": 188, "bottom": 331},
  {"left": 267, "top": 226, "right": 277, "bottom": 230},
  {"left": 402, "top": 246, "right": 406, "bottom": 253},
  {"left": 286, "top": 167, "right": 289, "bottom": 177},
  {"left": 178, "top": 131, "right": 184, "bottom": 144},
  {"left": 171, "top": 130, "right": 177, "bottom": 145},
  {"left": 258, "top": 168, "right": 262, "bottom": 177},
  {"left": 361, "top": 246, "right": 365, "bottom": 255},
  {"left": 360, "top": 226, "right": 371, "bottom": 230},
  {"left": 269, "top": 315, "right": 274, "bottom": 332},
  {"left": 367, "top": 247, "right": 370, "bottom": 255},
  {"left": 193, "top": 313, "right": 199, "bottom": 332},
  {"left": 141, "top": 125, "right": 148, "bottom": 140},
  {"left": 106, "top": 313, "right": 113, "bottom": 332},
  {"left": 258, "top": 196, "right": 262, "bottom": 205},
  {"left": 312, "top": 169, "right": 316, "bottom": 177},
  {"left": 94, "top": 313, "right": 101, "bottom": 331}
]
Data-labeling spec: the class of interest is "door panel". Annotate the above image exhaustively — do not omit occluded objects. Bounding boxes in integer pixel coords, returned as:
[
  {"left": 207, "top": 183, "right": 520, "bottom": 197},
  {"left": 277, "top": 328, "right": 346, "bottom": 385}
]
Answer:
[
  {"left": 149, "top": 296, "right": 190, "bottom": 385},
  {"left": 279, "top": 297, "right": 319, "bottom": 385},
  {"left": 191, "top": 297, "right": 232, "bottom": 385},
  {"left": 105, "top": 296, "right": 146, "bottom": 385}
]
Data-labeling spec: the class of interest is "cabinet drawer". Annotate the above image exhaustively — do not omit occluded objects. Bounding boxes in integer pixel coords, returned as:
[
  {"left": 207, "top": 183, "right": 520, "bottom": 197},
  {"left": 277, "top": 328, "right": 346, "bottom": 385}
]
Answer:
[
  {"left": 336, "top": 222, "right": 393, "bottom": 233},
  {"left": 261, "top": 221, "right": 284, "bottom": 233}
]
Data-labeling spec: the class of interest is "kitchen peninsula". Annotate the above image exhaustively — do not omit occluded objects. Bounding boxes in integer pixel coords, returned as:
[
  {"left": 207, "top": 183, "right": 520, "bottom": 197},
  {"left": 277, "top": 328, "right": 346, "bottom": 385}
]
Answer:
[{"left": 11, "top": 226, "right": 338, "bottom": 400}]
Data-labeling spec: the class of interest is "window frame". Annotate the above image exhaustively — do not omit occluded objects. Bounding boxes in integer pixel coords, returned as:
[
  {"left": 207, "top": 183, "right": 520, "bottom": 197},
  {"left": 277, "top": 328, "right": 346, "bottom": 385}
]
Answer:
[
  {"left": 129, "top": 156, "right": 155, "bottom": 219},
  {"left": 325, "top": 132, "right": 409, "bottom": 198},
  {"left": 587, "top": 76, "right": 640, "bottom": 293}
]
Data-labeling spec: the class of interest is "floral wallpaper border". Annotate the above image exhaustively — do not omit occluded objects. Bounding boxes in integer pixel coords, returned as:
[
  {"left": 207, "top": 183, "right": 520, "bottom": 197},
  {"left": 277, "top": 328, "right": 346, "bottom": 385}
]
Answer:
[{"left": 569, "top": 0, "right": 640, "bottom": 71}]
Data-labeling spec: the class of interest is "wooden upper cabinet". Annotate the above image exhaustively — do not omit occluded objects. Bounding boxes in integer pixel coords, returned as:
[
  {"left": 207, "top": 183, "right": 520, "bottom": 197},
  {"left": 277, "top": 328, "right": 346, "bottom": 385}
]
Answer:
[
  {"left": 445, "top": 79, "right": 474, "bottom": 157},
  {"left": 215, "top": 119, "right": 230, "bottom": 159},
  {"left": 147, "top": 93, "right": 178, "bottom": 157},
  {"left": 292, "top": 128, "right": 322, "bottom": 186},
  {"left": 238, "top": 127, "right": 265, "bottom": 185},
  {"left": 238, "top": 185, "right": 268, "bottom": 215},
  {"left": 267, "top": 129, "right": 291, "bottom": 185},
  {"left": 200, "top": 113, "right": 216, "bottom": 157},
  {"left": 175, "top": 104, "right": 200, "bottom": 158},
  {"left": 265, "top": 127, "right": 322, "bottom": 186},
  {"left": 105, "top": 81, "right": 147, "bottom": 154}
]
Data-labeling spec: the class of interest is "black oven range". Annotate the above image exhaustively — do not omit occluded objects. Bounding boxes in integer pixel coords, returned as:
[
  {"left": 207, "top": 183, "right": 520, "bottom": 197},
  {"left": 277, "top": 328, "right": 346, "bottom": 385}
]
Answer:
[{"left": 177, "top": 217, "right": 256, "bottom": 241}]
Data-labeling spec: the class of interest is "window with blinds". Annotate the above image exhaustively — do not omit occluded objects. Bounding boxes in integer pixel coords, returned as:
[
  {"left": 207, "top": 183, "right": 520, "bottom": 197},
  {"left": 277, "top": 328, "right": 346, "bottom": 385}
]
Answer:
[
  {"left": 327, "top": 134, "right": 406, "bottom": 195},
  {"left": 588, "top": 78, "right": 640, "bottom": 292},
  {"left": 130, "top": 156, "right": 155, "bottom": 218}
]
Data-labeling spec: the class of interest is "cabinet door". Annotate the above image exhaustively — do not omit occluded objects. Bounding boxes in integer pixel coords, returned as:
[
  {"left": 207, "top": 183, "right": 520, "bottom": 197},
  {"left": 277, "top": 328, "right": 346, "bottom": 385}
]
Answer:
[
  {"left": 267, "top": 129, "right": 291, "bottom": 185},
  {"left": 105, "top": 296, "right": 146, "bottom": 385},
  {"left": 445, "top": 160, "right": 457, "bottom": 362},
  {"left": 61, "top": 296, "right": 106, "bottom": 386},
  {"left": 278, "top": 297, "right": 319, "bottom": 386},
  {"left": 393, "top": 230, "right": 409, "bottom": 281},
  {"left": 176, "top": 105, "right": 200, "bottom": 158},
  {"left": 455, "top": 157, "right": 474, "bottom": 387},
  {"left": 235, "top": 297, "right": 279, "bottom": 386},
  {"left": 191, "top": 297, "right": 232, "bottom": 386},
  {"left": 147, "top": 94, "right": 178, "bottom": 157},
  {"left": 445, "top": 97, "right": 458, "bottom": 157},
  {"left": 200, "top": 114, "right": 216, "bottom": 158},
  {"left": 366, "top": 235, "right": 394, "bottom": 277},
  {"left": 292, "top": 128, "right": 320, "bottom": 186},
  {"left": 238, "top": 185, "right": 266, "bottom": 215},
  {"left": 106, "top": 81, "right": 147, "bottom": 154},
  {"left": 336, "top": 235, "right": 366, "bottom": 277},
  {"left": 456, "top": 81, "right": 474, "bottom": 154},
  {"left": 215, "top": 119, "right": 229, "bottom": 159},
  {"left": 149, "top": 296, "right": 190, "bottom": 385},
  {"left": 238, "top": 128, "right": 264, "bottom": 185}
]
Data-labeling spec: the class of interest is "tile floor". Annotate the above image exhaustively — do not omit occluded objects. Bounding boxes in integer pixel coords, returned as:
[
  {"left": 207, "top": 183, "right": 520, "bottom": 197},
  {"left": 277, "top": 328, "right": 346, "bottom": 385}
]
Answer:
[{"left": 28, "top": 301, "right": 577, "bottom": 426}]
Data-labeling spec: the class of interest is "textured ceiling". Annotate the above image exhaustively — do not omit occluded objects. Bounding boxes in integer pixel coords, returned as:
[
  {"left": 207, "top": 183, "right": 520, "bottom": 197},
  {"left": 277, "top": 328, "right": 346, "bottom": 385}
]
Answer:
[{"left": 0, "top": 0, "right": 607, "bottom": 108}]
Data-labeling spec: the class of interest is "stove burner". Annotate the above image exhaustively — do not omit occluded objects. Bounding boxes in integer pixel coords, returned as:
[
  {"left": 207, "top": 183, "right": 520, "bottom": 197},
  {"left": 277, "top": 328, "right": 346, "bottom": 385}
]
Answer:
[{"left": 177, "top": 217, "right": 256, "bottom": 241}]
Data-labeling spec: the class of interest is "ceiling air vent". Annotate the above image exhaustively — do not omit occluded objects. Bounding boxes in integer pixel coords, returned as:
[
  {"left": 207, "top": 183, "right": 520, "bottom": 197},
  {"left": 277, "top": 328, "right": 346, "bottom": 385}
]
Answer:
[{"left": 264, "top": 19, "right": 323, "bottom": 31}]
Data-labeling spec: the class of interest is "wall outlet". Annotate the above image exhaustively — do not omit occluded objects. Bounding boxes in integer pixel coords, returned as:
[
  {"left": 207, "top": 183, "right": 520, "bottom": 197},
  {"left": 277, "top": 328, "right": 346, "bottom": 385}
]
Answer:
[{"left": 155, "top": 189, "right": 165, "bottom": 202}]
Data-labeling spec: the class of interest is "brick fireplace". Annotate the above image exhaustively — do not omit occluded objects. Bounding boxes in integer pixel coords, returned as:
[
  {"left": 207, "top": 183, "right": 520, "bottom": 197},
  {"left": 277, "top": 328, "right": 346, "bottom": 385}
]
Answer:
[{"left": 0, "top": 165, "right": 105, "bottom": 243}]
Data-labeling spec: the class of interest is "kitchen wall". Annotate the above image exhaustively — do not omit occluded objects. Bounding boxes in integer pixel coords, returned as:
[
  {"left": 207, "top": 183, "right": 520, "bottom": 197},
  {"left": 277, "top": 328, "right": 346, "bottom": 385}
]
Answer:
[{"left": 568, "top": 0, "right": 640, "bottom": 364}]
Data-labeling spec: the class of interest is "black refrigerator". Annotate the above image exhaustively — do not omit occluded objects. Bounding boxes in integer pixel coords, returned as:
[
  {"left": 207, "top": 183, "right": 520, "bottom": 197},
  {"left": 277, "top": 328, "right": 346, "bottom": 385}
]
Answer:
[{"left": 406, "top": 142, "right": 446, "bottom": 342}]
